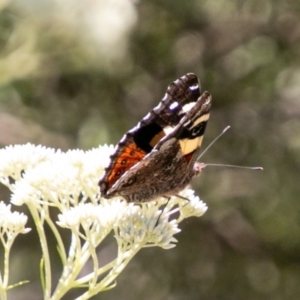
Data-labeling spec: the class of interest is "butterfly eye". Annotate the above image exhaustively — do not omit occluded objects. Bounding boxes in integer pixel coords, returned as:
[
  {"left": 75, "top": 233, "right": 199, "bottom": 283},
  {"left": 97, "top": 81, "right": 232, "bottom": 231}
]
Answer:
[{"left": 122, "top": 175, "right": 137, "bottom": 188}]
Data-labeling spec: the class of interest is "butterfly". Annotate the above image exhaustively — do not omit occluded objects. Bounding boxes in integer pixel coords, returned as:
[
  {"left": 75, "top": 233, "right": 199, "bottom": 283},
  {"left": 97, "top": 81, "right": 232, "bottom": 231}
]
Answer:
[{"left": 99, "top": 73, "right": 211, "bottom": 202}]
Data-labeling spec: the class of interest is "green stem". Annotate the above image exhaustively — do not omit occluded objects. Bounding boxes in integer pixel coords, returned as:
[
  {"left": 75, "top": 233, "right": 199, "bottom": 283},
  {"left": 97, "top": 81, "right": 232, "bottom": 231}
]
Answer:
[
  {"left": 50, "top": 232, "right": 80, "bottom": 300},
  {"left": 45, "top": 216, "right": 67, "bottom": 265},
  {"left": 74, "top": 259, "right": 117, "bottom": 286},
  {"left": 76, "top": 243, "right": 144, "bottom": 300},
  {"left": 51, "top": 228, "right": 111, "bottom": 300},
  {"left": 3, "top": 243, "right": 11, "bottom": 288},
  {"left": 0, "top": 244, "right": 10, "bottom": 300},
  {"left": 0, "top": 284, "right": 6, "bottom": 300},
  {"left": 28, "top": 205, "right": 52, "bottom": 300}
]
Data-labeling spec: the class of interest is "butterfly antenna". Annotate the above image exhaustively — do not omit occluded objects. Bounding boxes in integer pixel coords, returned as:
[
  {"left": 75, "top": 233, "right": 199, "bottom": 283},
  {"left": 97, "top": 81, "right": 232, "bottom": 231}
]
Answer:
[
  {"left": 197, "top": 125, "right": 231, "bottom": 160},
  {"left": 198, "top": 126, "right": 263, "bottom": 171},
  {"left": 203, "top": 164, "right": 263, "bottom": 171}
]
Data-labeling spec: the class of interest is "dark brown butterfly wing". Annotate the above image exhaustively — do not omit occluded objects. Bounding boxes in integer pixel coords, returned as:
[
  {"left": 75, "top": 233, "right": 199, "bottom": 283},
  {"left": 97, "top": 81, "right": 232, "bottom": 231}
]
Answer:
[
  {"left": 99, "top": 73, "right": 202, "bottom": 196},
  {"left": 104, "top": 91, "right": 212, "bottom": 202}
]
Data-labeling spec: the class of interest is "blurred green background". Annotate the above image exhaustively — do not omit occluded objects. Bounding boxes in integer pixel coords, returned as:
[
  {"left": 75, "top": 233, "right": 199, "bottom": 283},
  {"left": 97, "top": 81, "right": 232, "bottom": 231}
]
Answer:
[{"left": 0, "top": 0, "right": 299, "bottom": 299}]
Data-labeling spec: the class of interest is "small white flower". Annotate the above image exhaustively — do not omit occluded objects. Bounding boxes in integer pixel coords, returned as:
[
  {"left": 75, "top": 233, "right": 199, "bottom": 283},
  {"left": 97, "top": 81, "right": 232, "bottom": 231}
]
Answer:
[
  {"left": 0, "top": 201, "right": 31, "bottom": 238},
  {"left": 177, "top": 189, "right": 208, "bottom": 220},
  {"left": 58, "top": 203, "right": 100, "bottom": 228},
  {"left": 116, "top": 203, "right": 181, "bottom": 249}
]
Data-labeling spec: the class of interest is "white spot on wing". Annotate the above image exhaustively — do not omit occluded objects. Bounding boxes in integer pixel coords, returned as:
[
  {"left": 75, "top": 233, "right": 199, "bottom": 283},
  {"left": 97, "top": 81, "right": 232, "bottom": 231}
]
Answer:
[
  {"left": 163, "top": 125, "right": 174, "bottom": 135},
  {"left": 189, "top": 83, "right": 199, "bottom": 91},
  {"left": 169, "top": 101, "right": 179, "bottom": 110},
  {"left": 154, "top": 102, "right": 163, "bottom": 111},
  {"left": 182, "top": 102, "right": 196, "bottom": 113},
  {"left": 143, "top": 112, "right": 151, "bottom": 120},
  {"left": 162, "top": 94, "right": 168, "bottom": 101},
  {"left": 120, "top": 135, "right": 127, "bottom": 142}
]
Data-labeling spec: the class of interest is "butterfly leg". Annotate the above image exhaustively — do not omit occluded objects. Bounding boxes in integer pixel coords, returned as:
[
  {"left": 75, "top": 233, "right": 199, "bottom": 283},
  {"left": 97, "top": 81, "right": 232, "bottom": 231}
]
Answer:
[
  {"left": 174, "top": 194, "right": 190, "bottom": 202},
  {"left": 155, "top": 197, "right": 170, "bottom": 226},
  {"left": 174, "top": 194, "right": 193, "bottom": 213},
  {"left": 155, "top": 193, "right": 189, "bottom": 224}
]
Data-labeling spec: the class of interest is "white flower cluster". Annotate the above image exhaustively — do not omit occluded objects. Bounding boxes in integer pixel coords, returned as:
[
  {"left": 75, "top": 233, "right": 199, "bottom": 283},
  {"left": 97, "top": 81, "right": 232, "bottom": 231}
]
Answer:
[
  {"left": 57, "top": 200, "right": 125, "bottom": 246},
  {"left": 0, "top": 144, "right": 55, "bottom": 187},
  {"left": 0, "top": 201, "right": 31, "bottom": 297},
  {"left": 0, "top": 143, "right": 207, "bottom": 247},
  {"left": 116, "top": 203, "right": 180, "bottom": 250},
  {"left": 10, "top": 145, "right": 113, "bottom": 208},
  {"left": 0, "top": 143, "right": 208, "bottom": 299},
  {"left": 177, "top": 189, "right": 208, "bottom": 221},
  {"left": 0, "top": 201, "right": 30, "bottom": 241}
]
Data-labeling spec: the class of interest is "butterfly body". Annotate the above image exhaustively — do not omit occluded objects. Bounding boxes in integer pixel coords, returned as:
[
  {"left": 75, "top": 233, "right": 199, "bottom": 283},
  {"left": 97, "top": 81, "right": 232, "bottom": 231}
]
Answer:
[{"left": 99, "top": 74, "right": 211, "bottom": 203}]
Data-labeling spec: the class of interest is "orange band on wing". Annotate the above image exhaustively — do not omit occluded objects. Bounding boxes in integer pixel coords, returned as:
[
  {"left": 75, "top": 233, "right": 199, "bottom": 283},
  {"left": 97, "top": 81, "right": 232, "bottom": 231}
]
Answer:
[{"left": 106, "top": 142, "right": 146, "bottom": 190}]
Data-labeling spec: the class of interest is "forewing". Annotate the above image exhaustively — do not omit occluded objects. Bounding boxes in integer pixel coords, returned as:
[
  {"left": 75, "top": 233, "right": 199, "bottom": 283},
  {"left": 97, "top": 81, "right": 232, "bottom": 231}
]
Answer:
[
  {"left": 99, "top": 73, "right": 202, "bottom": 196},
  {"left": 104, "top": 91, "right": 212, "bottom": 203}
]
